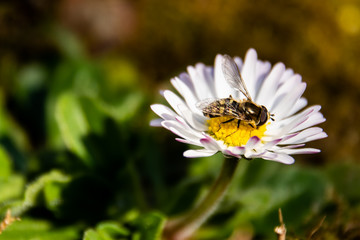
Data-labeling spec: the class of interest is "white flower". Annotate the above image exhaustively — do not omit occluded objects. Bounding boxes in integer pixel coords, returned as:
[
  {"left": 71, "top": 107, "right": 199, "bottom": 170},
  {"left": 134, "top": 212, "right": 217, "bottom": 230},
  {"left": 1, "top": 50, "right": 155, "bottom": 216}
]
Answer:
[{"left": 151, "top": 49, "right": 327, "bottom": 164}]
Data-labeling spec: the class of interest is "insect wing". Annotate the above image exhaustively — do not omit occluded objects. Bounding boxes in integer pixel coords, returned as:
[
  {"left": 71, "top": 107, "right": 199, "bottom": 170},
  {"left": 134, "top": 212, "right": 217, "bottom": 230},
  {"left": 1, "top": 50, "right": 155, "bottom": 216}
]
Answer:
[
  {"left": 221, "top": 99, "right": 247, "bottom": 119},
  {"left": 197, "top": 98, "right": 246, "bottom": 119},
  {"left": 196, "top": 98, "right": 217, "bottom": 110},
  {"left": 222, "top": 54, "right": 252, "bottom": 101},
  {"left": 196, "top": 98, "right": 225, "bottom": 118}
]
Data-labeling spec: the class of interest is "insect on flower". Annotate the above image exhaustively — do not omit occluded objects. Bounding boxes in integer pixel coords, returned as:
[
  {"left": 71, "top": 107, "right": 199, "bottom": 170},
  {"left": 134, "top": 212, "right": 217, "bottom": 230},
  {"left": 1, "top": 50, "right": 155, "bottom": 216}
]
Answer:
[
  {"left": 151, "top": 49, "right": 327, "bottom": 164},
  {"left": 197, "top": 55, "right": 274, "bottom": 129}
]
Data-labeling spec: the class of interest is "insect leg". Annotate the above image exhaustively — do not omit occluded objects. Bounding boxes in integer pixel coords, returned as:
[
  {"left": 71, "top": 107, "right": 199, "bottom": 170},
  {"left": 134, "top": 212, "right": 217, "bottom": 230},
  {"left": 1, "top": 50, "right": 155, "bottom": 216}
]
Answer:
[
  {"left": 221, "top": 118, "right": 235, "bottom": 124},
  {"left": 218, "top": 118, "right": 235, "bottom": 130},
  {"left": 224, "top": 120, "right": 242, "bottom": 139}
]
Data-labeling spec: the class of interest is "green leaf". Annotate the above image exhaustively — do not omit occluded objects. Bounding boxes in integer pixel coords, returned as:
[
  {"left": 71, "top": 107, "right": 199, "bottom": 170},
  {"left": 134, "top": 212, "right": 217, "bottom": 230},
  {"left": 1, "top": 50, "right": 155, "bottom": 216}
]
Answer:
[
  {"left": 101, "top": 57, "right": 139, "bottom": 89},
  {"left": 51, "top": 25, "right": 85, "bottom": 61},
  {"left": 133, "top": 212, "right": 166, "bottom": 240},
  {"left": 0, "top": 145, "right": 12, "bottom": 179},
  {"left": 10, "top": 170, "right": 70, "bottom": 215},
  {"left": 0, "top": 90, "right": 30, "bottom": 151},
  {"left": 79, "top": 97, "right": 106, "bottom": 135},
  {"left": 0, "top": 218, "right": 78, "bottom": 240},
  {"left": 224, "top": 160, "right": 328, "bottom": 236},
  {"left": 46, "top": 60, "right": 101, "bottom": 148},
  {"left": 83, "top": 229, "right": 103, "bottom": 240},
  {"left": 326, "top": 162, "right": 360, "bottom": 204},
  {"left": 0, "top": 175, "right": 24, "bottom": 203},
  {"left": 81, "top": 213, "right": 165, "bottom": 240},
  {"left": 236, "top": 188, "right": 272, "bottom": 220},
  {"left": 82, "top": 221, "right": 130, "bottom": 240},
  {"left": 55, "top": 92, "right": 90, "bottom": 163},
  {"left": 93, "top": 91, "right": 144, "bottom": 123},
  {"left": 16, "top": 63, "right": 47, "bottom": 103},
  {"left": 44, "top": 181, "right": 68, "bottom": 211},
  {"left": 96, "top": 221, "right": 130, "bottom": 240}
]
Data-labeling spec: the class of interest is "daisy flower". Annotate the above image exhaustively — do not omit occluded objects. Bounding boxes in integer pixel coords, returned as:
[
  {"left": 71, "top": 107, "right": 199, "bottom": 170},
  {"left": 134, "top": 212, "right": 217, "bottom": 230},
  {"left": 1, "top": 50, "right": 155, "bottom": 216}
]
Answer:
[{"left": 151, "top": 49, "right": 327, "bottom": 164}]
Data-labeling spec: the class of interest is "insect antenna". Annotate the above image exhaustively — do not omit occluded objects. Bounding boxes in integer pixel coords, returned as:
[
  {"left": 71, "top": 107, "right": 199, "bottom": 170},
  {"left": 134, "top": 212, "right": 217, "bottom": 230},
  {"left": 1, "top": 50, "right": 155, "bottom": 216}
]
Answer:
[{"left": 270, "top": 113, "right": 275, "bottom": 121}]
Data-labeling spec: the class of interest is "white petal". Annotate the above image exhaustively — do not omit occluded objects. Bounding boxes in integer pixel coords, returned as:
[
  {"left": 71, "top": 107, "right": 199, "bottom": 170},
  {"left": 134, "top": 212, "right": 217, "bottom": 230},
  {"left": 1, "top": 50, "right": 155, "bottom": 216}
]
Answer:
[
  {"left": 177, "top": 104, "right": 207, "bottom": 131},
  {"left": 290, "top": 112, "right": 325, "bottom": 133},
  {"left": 253, "top": 60, "right": 272, "bottom": 98},
  {"left": 280, "top": 127, "right": 326, "bottom": 145},
  {"left": 229, "top": 146, "right": 246, "bottom": 155},
  {"left": 279, "top": 105, "right": 321, "bottom": 127},
  {"left": 223, "top": 147, "right": 245, "bottom": 158},
  {"left": 150, "top": 118, "right": 163, "bottom": 127},
  {"left": 150, "top": 104, "right": 177, "bottom": 120},
  {"left": 272, "top": 82, "right": 306, "bottom": 120},
  {"left": 256, "top": 62, "right": 285, "bottom": 106},
  {"left": 176, "top": 138, "right": 203, "bottom": 146},
  {"left": 161, "top": 120, "right": 202, "bottom": 143},
  {"left": 201, "top": 65, "right": 216, "bottom": 96},
  {"left": 271, "top": 132, "right": 300, "bottom": 143},
  {"left": 184, "top": 149, "right": 217, "bottom": 158},
  {"left": 233, "top": 57, "right": 243, "bottom": 70},
  {"left": 214, "top": 54, "right": 234, "bottom": 98},
  {"left": 278, "top": 143, "right": 305, "bottom": 149},
  {"left": 171, "top": 76, "right": 199, "bottom": 113},
  {"left": 241, "top": 49, "right": 258, "bottom": 98},
  {"left": 223, "top": 150, "right": 241, "bottom": 158},
  {"left": 287, "top": 97, "right": 308, "bottom": 116},
  {"left": 233, "top": 56, "right": 244, "bottom": 99},
  {"left": 187, "top": 63, "right": 215, "bottom": 100},
  {"left": 268, "top": 105, "right": 320, "bottom": 136},
  {"left": 163, "top": 90, "right": 187, "bottom": 117},
  {"left": 245, "top": 136, "right": 261, "bottom": 149},
  {"left": 263, "top": 138, "right": 282, "bottom": 149},
  {"left": 276, "top": 74, "right": 302, "bottom": 97},
  {"left": 269, "top": 74, "right": 302, "bottom": 112},
  {"left": 292, "top": 131, "right": 328, "bottom": 144},
  {"left": 262, "top": 152, "right": 295, "bottom": 164},
  {"left": 266, "top": 115, "right": 309, "bottom": 137},
  {"left": 200, "top": 136, "right": 221, "bottom": 151},
  {"left": 278, "top": 68, "right": 295, "bottom": 85},
  {"left": 275, "top": 148, "right": 320, "bottom": 155},
  {"left": 244, "top": 136, "right": 262, "bottom": 158}
]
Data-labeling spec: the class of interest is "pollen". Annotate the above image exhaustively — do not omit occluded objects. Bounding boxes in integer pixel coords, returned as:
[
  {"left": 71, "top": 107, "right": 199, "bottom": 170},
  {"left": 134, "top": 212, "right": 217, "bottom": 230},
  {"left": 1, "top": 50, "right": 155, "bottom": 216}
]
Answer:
[{"left": 207, "top": 116, "right": 268, "bottom": 146}]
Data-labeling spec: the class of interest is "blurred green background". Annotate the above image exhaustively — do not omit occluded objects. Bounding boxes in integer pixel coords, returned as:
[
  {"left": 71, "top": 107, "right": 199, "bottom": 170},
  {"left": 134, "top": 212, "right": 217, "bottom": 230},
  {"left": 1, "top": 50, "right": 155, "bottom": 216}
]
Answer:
[{"left": 0, "top": 0, "right": 360, "bottom": 239}]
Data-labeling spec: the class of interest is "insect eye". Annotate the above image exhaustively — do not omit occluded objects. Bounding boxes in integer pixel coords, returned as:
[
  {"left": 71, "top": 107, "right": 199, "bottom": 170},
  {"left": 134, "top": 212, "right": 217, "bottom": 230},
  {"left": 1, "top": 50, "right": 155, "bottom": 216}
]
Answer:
[{"left": 258, "top": 106, "right": 269, "bottom": 126}]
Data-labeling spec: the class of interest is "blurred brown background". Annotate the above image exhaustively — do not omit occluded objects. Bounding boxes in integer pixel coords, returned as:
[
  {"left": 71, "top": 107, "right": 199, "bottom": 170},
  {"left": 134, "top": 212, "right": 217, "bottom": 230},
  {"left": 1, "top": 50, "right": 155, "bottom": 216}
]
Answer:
[{"left": 1, "top": 0, "right": 359, "bottom": 164}]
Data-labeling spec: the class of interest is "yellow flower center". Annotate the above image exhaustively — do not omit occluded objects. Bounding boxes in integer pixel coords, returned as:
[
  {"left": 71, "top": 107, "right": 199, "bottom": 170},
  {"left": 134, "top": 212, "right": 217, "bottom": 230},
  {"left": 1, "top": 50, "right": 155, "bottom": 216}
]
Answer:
[{"left": 207, "top": 116, "right": 268, "bottom": 146}]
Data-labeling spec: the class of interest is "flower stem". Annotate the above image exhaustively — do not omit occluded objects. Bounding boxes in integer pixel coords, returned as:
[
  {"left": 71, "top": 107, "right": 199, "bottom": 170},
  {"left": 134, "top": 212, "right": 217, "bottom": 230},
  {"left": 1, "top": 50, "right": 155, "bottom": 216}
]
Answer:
[{"left": 163, "top": 157, "right": 240, "bottom": 240}]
